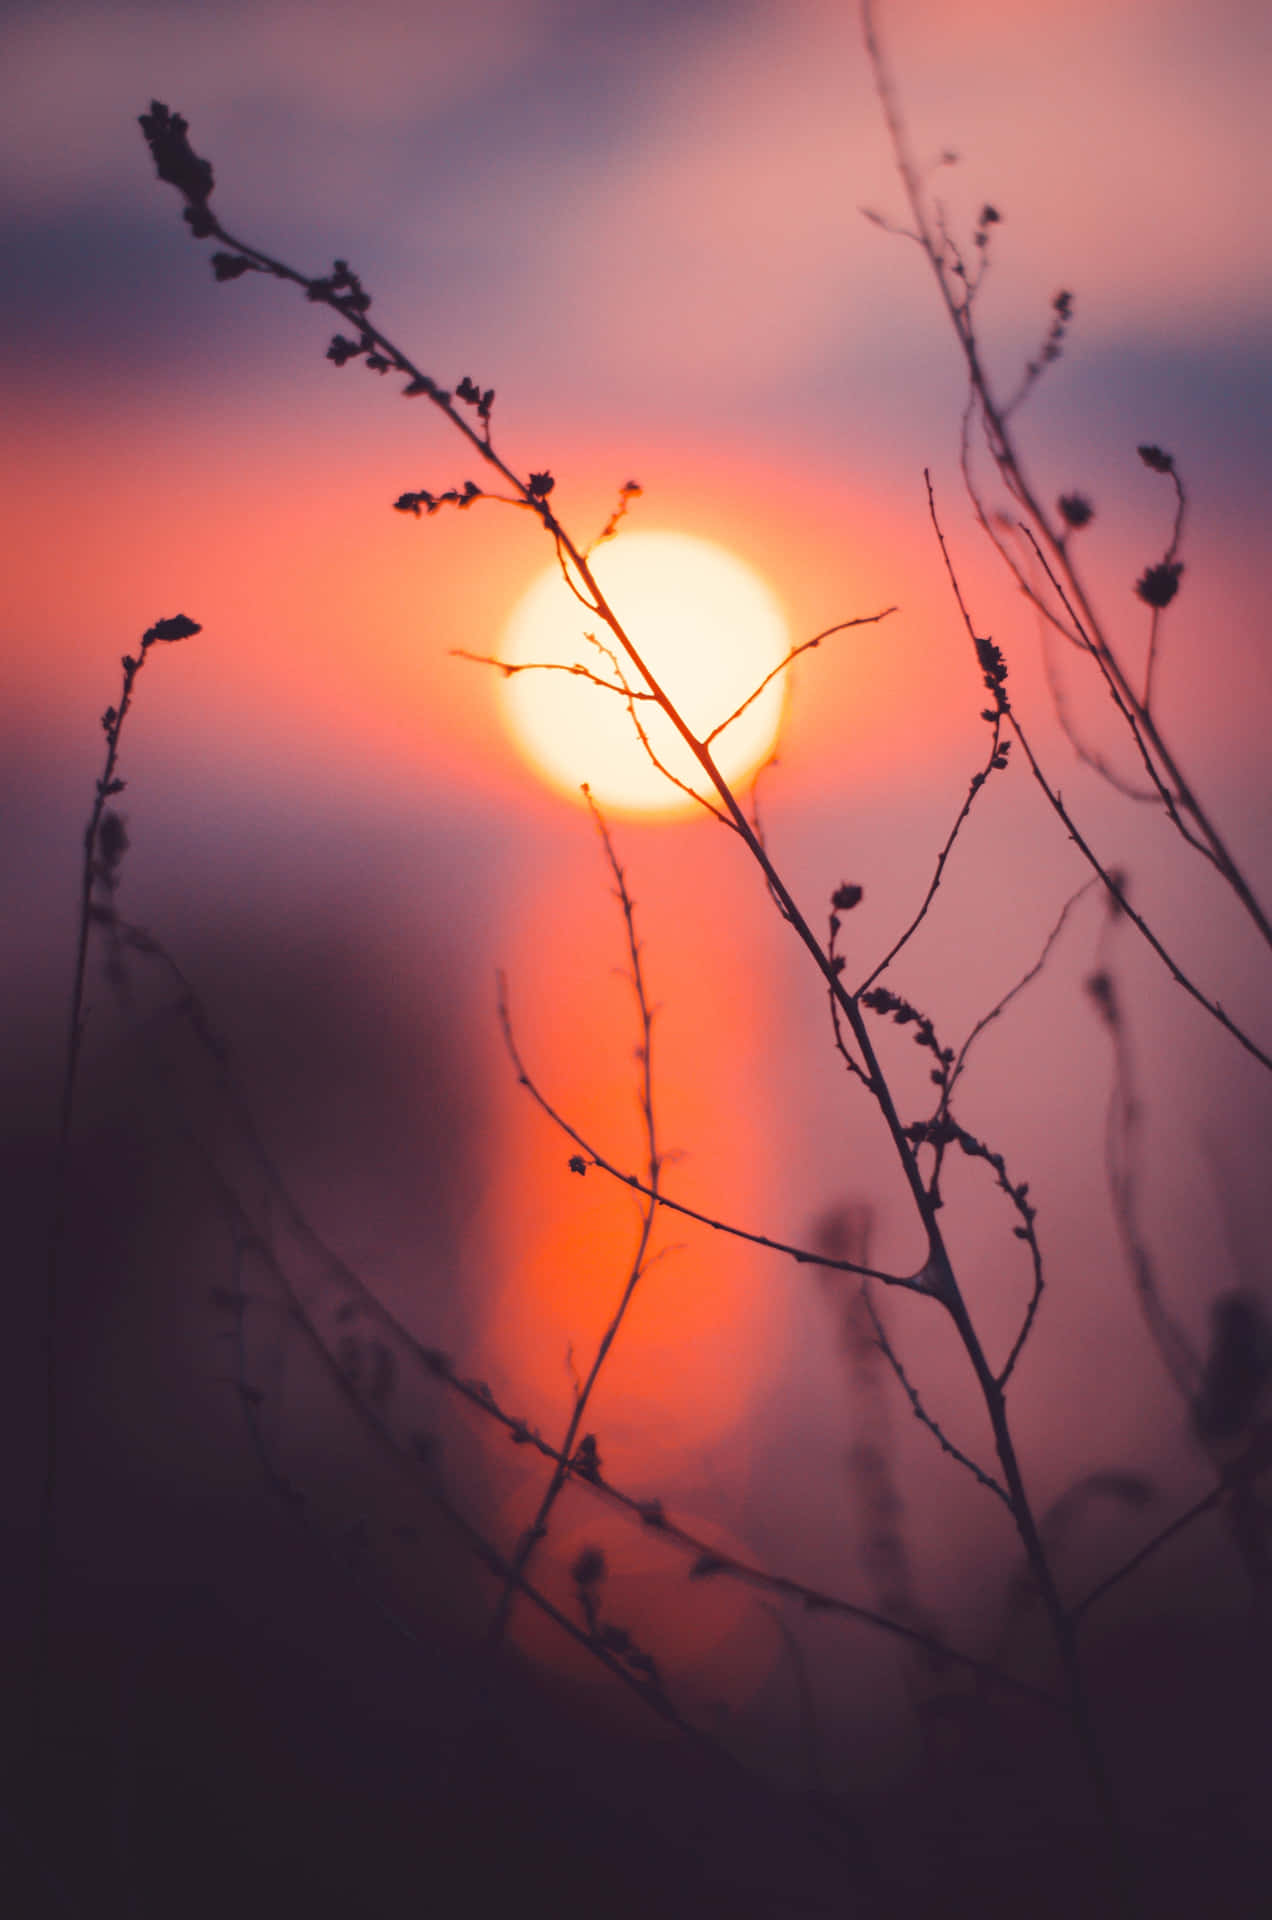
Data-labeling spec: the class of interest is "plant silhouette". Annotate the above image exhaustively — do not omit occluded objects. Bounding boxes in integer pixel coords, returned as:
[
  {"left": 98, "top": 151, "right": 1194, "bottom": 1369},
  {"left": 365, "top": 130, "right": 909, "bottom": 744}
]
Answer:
[{"left": 21, "top": 18, "right": 1270, "bottom": 1920}]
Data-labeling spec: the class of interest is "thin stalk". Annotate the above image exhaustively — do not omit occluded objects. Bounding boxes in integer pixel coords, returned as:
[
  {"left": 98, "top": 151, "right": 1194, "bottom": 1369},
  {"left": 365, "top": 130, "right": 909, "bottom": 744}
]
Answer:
[
  {"left": 939, "top": 1276, "right": 1141, "bottom": 1912},
  {"left": 37, "top": 662, "right": 140, "bottom": 1790},
  {"left": 485, "top": 792, "right": 662, "bottom": 1645},
  {"left": 36, "top": 618, "right": 197, "bottom": 1824},
  {"left": 860, "top": 0, "right": 1272, "bottom": 958}
]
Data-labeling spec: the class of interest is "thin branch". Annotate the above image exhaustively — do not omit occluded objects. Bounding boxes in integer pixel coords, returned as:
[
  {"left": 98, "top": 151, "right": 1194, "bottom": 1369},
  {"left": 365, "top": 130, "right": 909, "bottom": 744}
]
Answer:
[
  {"left": 924, "top": 473, "right": 1272, "bottom": 1075},
  {"left": 860, "top": 1287, "right": 1010, "bottom": 1506},
  {"left": 497, "top": 978, "right": 923, "bottom": 1292},
  {"left": 1018, "top": 527, "right": 1212, "bottom": 863},
  {"left": 856, "top": 699, "right": 1008, "bottom": 996},
  {"left": 702, "top": 609, "right": 897, "bottom": 747},
  {"left": 586, "top": 478, "right": 643, "bottom": 555},
  {"left": 923, "top": 882, "right": 1098, "bottom": 1391},
  {"left": 38, "top": 613, "right": 198, "bottom": 1813},
  {"left": 549, "top": 528, "right": 604, "bottom": 613},
  {"left": 826, "top": 912, "right": 870, "bottom": 1087},
  {"left": 451, "top": 649, "right": 657, "bottom": 701},
  {"left": 579, "top": 627, "right": 736, "bottom": 829},
  {"left": 1143, "top": 461, "right": 1186, "bottom": 714},
  {"left": 1009, "top": 707, "right": 1272, "bottom": 1073},
  {"left": 1036, "top": 601, "right": 1161, "bottom": 802},
  {"left": 1072, "top": 1486, "right": 1224, "bottom": 1626},
  {"left": 1086, "top": 967, "right": 1201, "bottom": 1402},
  {"left": 487, "top": 792, "right": 664, "bottom": 1644},
  {"left": 945, "top": 878, "right": 1097, "bottom": 1107},
  {"left": 858, "top": 23, "right": 1272, "bottom": 954}
]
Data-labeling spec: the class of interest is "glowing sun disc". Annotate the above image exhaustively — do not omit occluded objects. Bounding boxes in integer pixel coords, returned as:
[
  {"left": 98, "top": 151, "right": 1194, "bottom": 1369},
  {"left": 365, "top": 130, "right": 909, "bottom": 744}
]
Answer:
[{"left": 497, "top": 531, "right": 789, "bottom": 816}]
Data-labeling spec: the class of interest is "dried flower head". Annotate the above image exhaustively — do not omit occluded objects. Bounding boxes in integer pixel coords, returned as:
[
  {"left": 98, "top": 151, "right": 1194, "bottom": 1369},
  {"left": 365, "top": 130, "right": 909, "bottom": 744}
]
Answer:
[
  {"left": 1085, "top": 970, "right": 1119, "bottom": 1028},
  {"left": 139, "top": 102, "right": 214, "bottom": 207},
  {"left": 1058, "top": 493, "right": 1094, "bottom": 530},
  {"left": 142, "top": 613, "right": 200, "bottom": 647},
  {"left": 97, "top": 811, "right": 129, "bottom": 875},
  {"left": 1192, "top": 1293, "right": 1272, "bottom": 1443},
  {"left": 1135, "top": 561, "right": 1184, "bottom": 610},
  {"left": 1137, "top": 444, "right": 1174, "bottom": 474},
  {"left": 974, "top": 634, "right": 1008, "bottom": 689},
  {"left": 571, "top": 1546, "right": 606, "bottom": 1588}
]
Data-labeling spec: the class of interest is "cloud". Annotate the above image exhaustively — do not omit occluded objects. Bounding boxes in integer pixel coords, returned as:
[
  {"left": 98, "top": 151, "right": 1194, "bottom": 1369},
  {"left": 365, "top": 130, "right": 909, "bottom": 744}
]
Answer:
[
  {"left": 518, "top": 0, "right": 1272, "bottom": 398},
  {"left": 0, "top": 0, "right": 559, "bottom": 215}
]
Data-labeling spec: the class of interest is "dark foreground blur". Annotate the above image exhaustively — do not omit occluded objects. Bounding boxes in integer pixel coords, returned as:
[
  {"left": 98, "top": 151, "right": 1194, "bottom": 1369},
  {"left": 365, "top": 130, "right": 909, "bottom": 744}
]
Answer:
[{"left": 3, "top": 785, "right": 1269, "bottom": 1920}]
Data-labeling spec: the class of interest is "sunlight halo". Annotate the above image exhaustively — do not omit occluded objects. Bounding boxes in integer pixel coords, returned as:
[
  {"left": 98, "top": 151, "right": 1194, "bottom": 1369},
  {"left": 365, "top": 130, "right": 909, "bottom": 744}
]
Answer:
[{"left": 496, "top": 531, "right": 790, "bottom": 817}]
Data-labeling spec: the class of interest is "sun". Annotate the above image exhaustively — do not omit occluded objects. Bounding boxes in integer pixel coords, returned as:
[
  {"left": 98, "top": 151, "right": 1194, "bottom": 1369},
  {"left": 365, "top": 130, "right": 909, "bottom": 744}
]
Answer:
[{"left": 496, "top": 531, "right": 790, "bottom": 816}]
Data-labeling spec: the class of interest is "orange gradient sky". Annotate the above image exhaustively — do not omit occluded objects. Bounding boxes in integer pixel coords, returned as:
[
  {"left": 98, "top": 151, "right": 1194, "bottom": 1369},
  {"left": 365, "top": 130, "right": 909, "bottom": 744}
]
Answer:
[{"left": 5, "top": 0, "right": 1271, "bottom": 1701}]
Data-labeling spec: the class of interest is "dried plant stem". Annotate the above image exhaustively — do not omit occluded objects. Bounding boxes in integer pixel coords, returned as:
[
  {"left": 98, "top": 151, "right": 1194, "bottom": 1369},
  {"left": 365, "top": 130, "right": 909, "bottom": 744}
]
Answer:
[
  {"left": 36, "top": 617, "right": 196, "bottom": 1813},
  {"left": 1008, "top": 713, "right": 1272, "bottom": 1073},
  {"left": 856, "top": 704, "right": 1008, "bottom": 997},
  {"left": 860, "top": 1287, "right": 1007, "bottom": 1504},
  {"left": 946, "top": 880, "right": 1097, "bottom": 1104},
  {"left": 485, "top": 792, "right": 662, "bottom": 1646},
  {"left": 923, "top": 472, "right": 1272, "bottom": 1077},
  {"left": 944, "top": 1296, "right": 1141, "bottom": 1911},
  {"left": 494, "top": 1022, "right": 917, "bottom": 1288},
  {"left": 861, "top": 0, "right": 1272, "bottom": 959},
  {"left": 703, "top": 609, "right": 897, "bottom": 746},
  {"left": 1073, "top": 1483, "right": 1227, "bottom": 1626},
  {"left": 1089, "top": 969, "right": 1200, "bottom": 1401}
]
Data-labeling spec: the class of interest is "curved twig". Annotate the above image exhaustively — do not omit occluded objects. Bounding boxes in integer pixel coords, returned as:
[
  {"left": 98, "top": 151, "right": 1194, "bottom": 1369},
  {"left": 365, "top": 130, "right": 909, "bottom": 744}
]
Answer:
[
  {"left": 703, "top": 609, "right": 897, "bottom": 747},
  {"left": 497, "top": 975, "right": 924, "bottom": 1293}
]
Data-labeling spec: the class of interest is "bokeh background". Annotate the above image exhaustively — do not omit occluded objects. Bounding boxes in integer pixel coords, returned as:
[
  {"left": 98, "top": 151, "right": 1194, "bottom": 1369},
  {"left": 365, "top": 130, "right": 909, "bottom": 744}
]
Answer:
[{"left": 3, "top": 1, "right": 1271, "bottom": 1914}]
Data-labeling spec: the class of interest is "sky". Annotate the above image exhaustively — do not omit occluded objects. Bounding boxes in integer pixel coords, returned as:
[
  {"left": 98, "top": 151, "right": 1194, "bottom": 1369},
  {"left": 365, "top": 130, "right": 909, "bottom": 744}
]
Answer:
[{"left": 4, "top": 1, "right": 1272, "bottom": 1910}]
